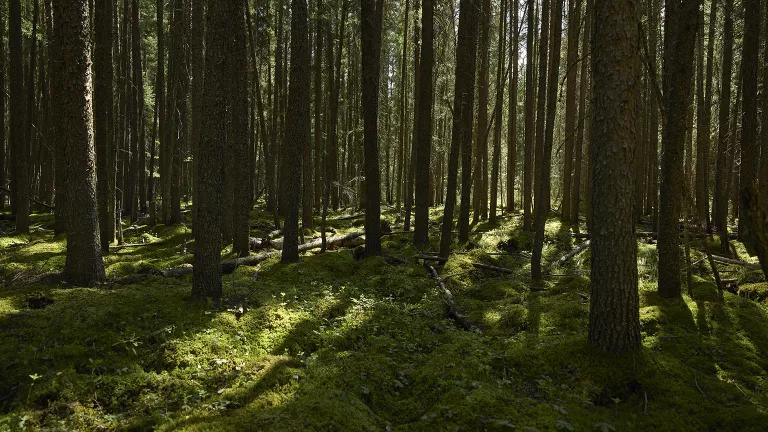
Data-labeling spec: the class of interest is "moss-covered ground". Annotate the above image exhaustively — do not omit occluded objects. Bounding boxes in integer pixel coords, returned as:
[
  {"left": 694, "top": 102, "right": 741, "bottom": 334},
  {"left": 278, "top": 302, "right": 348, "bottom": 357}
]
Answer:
[{"left": 1, "top": 208, "right": 767, "bottom": 431}]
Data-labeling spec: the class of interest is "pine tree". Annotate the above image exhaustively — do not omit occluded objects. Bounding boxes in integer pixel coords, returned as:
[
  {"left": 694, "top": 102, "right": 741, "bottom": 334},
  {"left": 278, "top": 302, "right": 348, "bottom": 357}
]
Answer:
[{"left": 413, "top": 0, "right": 434, "bottom": 247}]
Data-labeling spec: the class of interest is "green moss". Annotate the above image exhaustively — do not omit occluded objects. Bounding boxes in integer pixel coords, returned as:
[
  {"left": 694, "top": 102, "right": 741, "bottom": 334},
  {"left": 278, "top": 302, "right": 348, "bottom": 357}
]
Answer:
[{"left": 1, "top": 212, "right": 768, "bottom": 430}]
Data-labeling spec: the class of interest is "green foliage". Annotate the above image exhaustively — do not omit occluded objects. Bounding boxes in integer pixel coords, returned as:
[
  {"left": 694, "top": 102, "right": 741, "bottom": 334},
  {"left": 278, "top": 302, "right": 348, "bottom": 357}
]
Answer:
[{"left": 0, "top": 212, "right": 767, "bottom": 430}]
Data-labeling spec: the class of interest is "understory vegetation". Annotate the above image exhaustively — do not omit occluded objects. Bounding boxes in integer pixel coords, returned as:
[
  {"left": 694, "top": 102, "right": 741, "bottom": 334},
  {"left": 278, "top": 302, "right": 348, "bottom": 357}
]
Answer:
[{"left": 1, "top": 209, "right": 767, "bottom": 431}]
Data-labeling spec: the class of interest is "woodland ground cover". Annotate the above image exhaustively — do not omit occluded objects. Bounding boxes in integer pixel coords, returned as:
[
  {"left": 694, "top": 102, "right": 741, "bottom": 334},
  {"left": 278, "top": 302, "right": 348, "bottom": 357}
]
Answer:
[{"left": 0, "top": 209, "right": 767, "bottom": 431}]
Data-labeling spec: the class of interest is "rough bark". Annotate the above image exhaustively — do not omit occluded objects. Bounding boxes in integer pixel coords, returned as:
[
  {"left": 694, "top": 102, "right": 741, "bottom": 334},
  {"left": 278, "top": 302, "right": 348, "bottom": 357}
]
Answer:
[
  {"left": 696, "top": 0, "right": 717, "bottom": 230},
  {"left": 0, "top": 2, "right": 5, "bottom": 211},
  {"left": 587, "top": 0, "right": 641, "bottom": 354},
  {"left": 532, "top": 0, "right": 563, "bottom": 281},
  {"left": 193, "top": 0, "right": 229, "bottom": 301},
  {"left": 657, "top": 0, "right": 699, "bottom": 298},
  {"left": 714, "top": 0, "right": 734, "bottom": 255},
  {"left": 9, "top": 0, "right": 29, "bottom": 233},
  {"left": 413, "top": 0, "right": 434, "bottom": 247},
  {"left": 738, "top": 0, "right": 761, "bottom": 240},
  {"left": 506, "top": 0, "right": 519, "bottom": 213},
  {"left": 361, "top": 0, "right": 384, "bottom": 256},
  {"left": 561, "top": 0, "right": 581, "bottom": 226},
  {"left": 230, "top": 0, "right": 251, "bottom": 257},
  {"left": 440, "top": 0, "right": 480, "bottom": 257},
  {"left": 489, "top": 0, "right": 507, "bottom": 223},
  {"left": 281, "top": 0, "right": 310, "bottom": 263},
  {"left": 94, "top": 0, "right": 114, "bottom": 252},
  {"left": 53, "top": 0, "right": 106, "bottom": 286},
  {"left": 472, "top": 0, "right": 491, "bottom": 223}
]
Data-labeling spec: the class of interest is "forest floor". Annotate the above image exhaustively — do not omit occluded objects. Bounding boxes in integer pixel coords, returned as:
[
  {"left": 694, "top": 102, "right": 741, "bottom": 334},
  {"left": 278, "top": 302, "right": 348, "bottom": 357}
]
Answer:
[{"left": 1, "top": 207, "right": 768, "bottom": 431}]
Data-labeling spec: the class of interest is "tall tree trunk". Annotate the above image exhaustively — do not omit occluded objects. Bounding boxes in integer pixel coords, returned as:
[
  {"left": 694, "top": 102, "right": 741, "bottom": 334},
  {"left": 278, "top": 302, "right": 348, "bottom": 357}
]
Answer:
[
  {"left": 695, "top": 0, "right": 717, "bottom": 229},
  {"left": 657, "top": 0, "right": 699, "bottom": 298},
  {"left": 190, "top": 0, "right": 204, "bottom": 224},
  {"left": 506, "top": 0, "right": 519, "bottom": 213},
  {"left": 714, "top": 0, "right": 734, "bottom": 255},
  {"left": 53, "top": 0, "right": 106, "bottom": 286},
  {"left": 230, "top": 0, "right": 250, "bottom": 257},
  {"left": 489, "top": 0, "right": 506, "bottom": 223},
  {"left": 761, "top": 0, "right": 768, "bottom": 207},
  {"left": 472, "top": 0, "right": 491, "bottom": 223},
  {"left": 413, "top": 0, "right": 434, "bottom": 247},
  {"left": 150, "top": 0, "right": 165, "bottom": 226},
  {"left": 645, "top": 0, "right": 660, "bottom": 222},
  {"left": 281, "top": 0, "right": 310, "bottom": 262},
  {"left": 361, "top": 0, "right": 384, "bottom": 256},
  {"left": 587, "top": 0, "right": 641, "bottom": 354},
  {"left": 440, "top": 0, "right": 480, "bottom": 257},
  {"left": 404, "top": 0, "right": 420, "bottom": 231},
  {"left": 94, "top": 0, "right": 114, "bottom": 251},
  {"left": 571, "top": 0, "right": 591, "bottom": 230},
  {"left": 532, "top": 0, "right": 563, "bottom": 281},
  {"left": 193, "top": 0, "right": 230, "bottom": 301},
  {"left": 326, "top": 1, "right": 347, "bottom": 211},
  {"left": 9, "top": 0, "right": 29, "bottom": 233},
  {"left": 561, "top": 0, "right": 581, "bottom": 226},
  {"left": 739, "top": 0, "right": 761, "bottom": 242},
  {"left": 0, "top": 2, "right": 7, "bottom": 210},
  {"left": 522, "top": 0, "right": 535, "bottom": 230},
  {"left": 396, "top": 0, "right": 409, "bottom": 211}
]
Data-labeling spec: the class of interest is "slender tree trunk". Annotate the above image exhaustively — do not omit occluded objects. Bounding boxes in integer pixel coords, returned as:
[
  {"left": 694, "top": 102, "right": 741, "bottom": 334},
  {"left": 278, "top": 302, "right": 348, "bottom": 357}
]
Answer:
[
  {"left": 561, "top": 0, "right": 581, "bottom": 226},
  {"left": 361, "top": 0, "right": 384, "bottom": 256},
  {"left": 506, "top": 0, "right": 519, "bottom": 213},
  {"left": 657, "top": 0, "right": 699, "bottom": 298},
  {"left": 404, "top": 0, "right": 420, "bottom": 231},
  {"left": 489, "top": 0, "right": 507, "bottom": 224},
  {"left": 587, "top": 0, "right": 641, "bottom": 354},
  {"left": 53, "top": 0, "right": 106, "bottom": 286},
  {"left": 190, "top": 0, "right": 204, "bottom": 224},
  {"left": 645, "top": 0, "right": 660, "bottom": 222},
  {"left": 695, "top": 0, "right": 716, "bottom": 229},
  {"left": 94, "top": 0, "right": 114, "bottom": 251},
  {"left": 472, "top": 0, "right": 491, "bottom": 223},
  {"left": 414, "top": 0, "right": 434, "bottom": 247},
  {"left": 441, "top": 0, "right": 480, "bottom": 257},
  {"left": 230, "top": 0, "right": 250, "bottom": 256},
  {"left": 739, "top": 0, "right": 761, "bottom": 242},
  {"left": 571, "top": 0, "right": 591, "bottom": 230},
  {"left": 396, "top": 0, "right": 410, "bottom": 210},
  {"left": 9, "top": 0, "right": 29, "bottom": 233},
  {"left": 0, "top": 2, "right": 5, "bottom": 211},
  {"left": 761, "top": 0, "right": 768, "bottom": 207},
  {"left": 532, "top": 0, "right": 563, "bottom": 281},
  {"left": 714, "top": 0, "right": 734, "bottom": 255},
  {"left": 522, "top": 0, "right": 535, "bottom": 230}
]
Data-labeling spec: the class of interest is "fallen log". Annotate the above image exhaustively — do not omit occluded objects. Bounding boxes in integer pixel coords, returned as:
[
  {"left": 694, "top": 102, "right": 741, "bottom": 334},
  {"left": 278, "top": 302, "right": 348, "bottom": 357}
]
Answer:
[
  {"left": 149, "top": 231, "right": 367, "bottom": 279},
  {"left": 710, "top": 254, "right": 761, "bottom": 270},
  {"left": 417, "top": 254, "right": 515, "bottom": 274},
  {"left": 426, "top": 265, "right": 479, "bottom": 332},
  {"left": 546, "top": 240, "right": 590, "bottom": 272}
]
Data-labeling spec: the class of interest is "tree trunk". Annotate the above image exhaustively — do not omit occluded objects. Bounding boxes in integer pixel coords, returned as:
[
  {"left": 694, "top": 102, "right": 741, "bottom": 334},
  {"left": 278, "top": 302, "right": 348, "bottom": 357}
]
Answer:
[
  {"left": 9, "top": 0, "right": 29, "bottom": 233},
  {"left": 361, "top": 0, "right": 384, "bottom": 256},
  {"left": 440, "top": 0, "right": 479, "bottom": 257},
  {"left": 193, "top": 0, "right": 230, "bottom": 301},
  {"left": 571, "top": 0, "right": 592, "bottom": 230},
  {"left": 53, "top": 0, "right": 106, "bottom": 286},
  {"left": 396, "top": 0, "right": 409, "bottom": 211},
  {"left": 190, "top": 0, "right": 204, "bottom": 225},
  {"left": 94, "top": 0, "right": 114, "bottom": 252},
  {"left": 472, "top": 0, "right": 491, "bottom": 223},
  {"left": 532, "top": 0, "right": 564, "bottom": 281},
  {"left": 739, "top": 0, "right": 761, "bottom": 240},
  {"left": 230, "top": 0, "right": 251, "bottom": 257},
  {"left": 561, "top": 0, "right": 581, "bottom": 226},
  {"left": 657, "top": 0, "right": 699, "bottom": 298},
  {"left": 506, "top": 0, "right": 519, "bottom": 213},
  {"left": 522, "top": 0, "right": 536, "bottom": 230},
  {"left": 761, "top": 0, "right": 768, "bottom": 207},
  {"left": 714, "top": 0, "right": 734, "bottom": 255},
  {"left": 489, "top": 0, "right": 506, "bottom": 224},
  {"left": 413, "top": 0, "right": 434, "bottom": 247},
  {"left": 281, "top": 0, "right": 310, "bottom": 262},
  {"left": 695, "top": 0, "right": 717, "bottom": 230},
  {"left": 587, "top": 0, "right": 641, "bottom": 354},
  {"left": 0, "top": 2, "right": 5, "bottom": 211}
]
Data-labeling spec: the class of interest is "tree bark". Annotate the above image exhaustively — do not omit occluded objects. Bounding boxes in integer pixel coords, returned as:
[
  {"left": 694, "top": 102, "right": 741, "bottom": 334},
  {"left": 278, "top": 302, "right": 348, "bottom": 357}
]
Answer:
[
  {"left": 561, "top": 0, "right": 581, "bottom": 226},
  {"left": 0, "top": 2, "right": 5, "bottom": 211},
  {"left": 413, "top": 0, "right": 434, "bottom": 247},
  {"left": 739, "top": 0, "right": 761, "bottom": 240},
  {"left": 9, "top": 0, "right": 29, "bottom": 233},
  {"left": 532, "top": 0, "right": 563, "bottom": 281},
  {"left": 714, "top": 0, "right": 734, "bottom": 255},
  {"left": 193, "top": 0, "right": 230, "bottom": 301},
  {"left": 443, "top": 0, "right": 479, "bottom": 254},
  {"left": 506, "top": 0, "right": 519, "bottom": 213},
  {"left": 361, "top": 0, "right": 384, "bottom": 256},
  {"left": 657, "top": 0, "right": 699, "bottom": 298},
  {"left": 587, "top": 0, "right": 641, "bottom": 354},
  {"left": 94, "top": 0, "right": 114, "bottom": 252},
  {"left": 281, "top": 0, "right": 310, "bottom": 263},
  {"left": 489, "top": 0, "right": 507, "bottom": 223},
  {"left": 230, "top": 0, "right": 251, "bottom": 257},
  {"left": 522, "top": 0, "right": 535, "bottom": 230},
  {"left": 472, "top": 0, "right": 491, "bottom": 223},
  {"left": 53, "top": 0, "right": 106, "bottom": 286}
]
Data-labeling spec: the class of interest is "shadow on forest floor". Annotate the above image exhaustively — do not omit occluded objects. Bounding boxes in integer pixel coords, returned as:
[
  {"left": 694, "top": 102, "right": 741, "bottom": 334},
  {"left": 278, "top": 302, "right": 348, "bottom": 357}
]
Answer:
[{"left": 0, "top": 208, "right": 767, "bottom": 431}]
